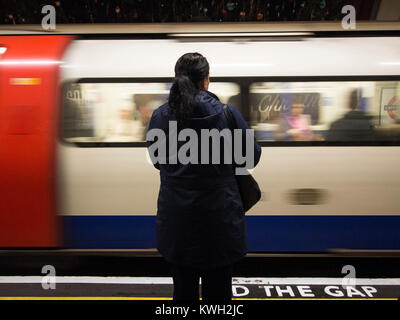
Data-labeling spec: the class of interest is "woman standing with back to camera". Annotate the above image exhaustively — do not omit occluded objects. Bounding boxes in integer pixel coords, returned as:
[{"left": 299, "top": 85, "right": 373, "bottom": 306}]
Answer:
[{"left": 146, "top": 53, "right": 261, "bottom": 301}]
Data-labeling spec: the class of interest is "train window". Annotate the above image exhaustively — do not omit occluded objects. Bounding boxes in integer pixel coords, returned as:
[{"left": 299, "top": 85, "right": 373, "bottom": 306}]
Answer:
[
  {"left": 250, "top": 81, "right": 400, "bottom": 143},
  {"left": 62, "top": 81, "right": 240, "bottom": 143},
  {"left": 209, "top": 82, "right": 241, "bottom": 105},
  {"left": 62, "top": 82, "right": 170, "bottom": 142}
]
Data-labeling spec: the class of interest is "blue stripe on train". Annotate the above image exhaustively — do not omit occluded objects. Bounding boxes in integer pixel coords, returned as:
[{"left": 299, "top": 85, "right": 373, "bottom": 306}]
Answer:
[{"left": 62, "top": 215, "right": 400, "bottom": 251}]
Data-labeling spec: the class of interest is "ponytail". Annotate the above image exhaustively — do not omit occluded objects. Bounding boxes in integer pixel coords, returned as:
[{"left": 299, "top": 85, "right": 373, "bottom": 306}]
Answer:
[
  {"left": 168, "top": 53, "right": 210, "bottom": 128},
  {"left": 168, "top": 75, "right": 199, "bottom": 127}
]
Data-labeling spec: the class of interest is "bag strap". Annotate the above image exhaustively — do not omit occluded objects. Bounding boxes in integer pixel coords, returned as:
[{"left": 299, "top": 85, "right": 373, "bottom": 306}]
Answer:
[
  {"left": 223, "top": 104, "right": 250, "bottom": 172},
  {"left": 222, "top": 104, "right": 236, "bottom": 130},
  {"left": 223, "top": 104, "right": 238, "bottom": 169}
]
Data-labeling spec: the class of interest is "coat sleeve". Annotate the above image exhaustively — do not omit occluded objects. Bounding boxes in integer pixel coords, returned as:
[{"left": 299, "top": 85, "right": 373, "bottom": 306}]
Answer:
[
  {"left": 146, "top": 109, "right": 161, "bottom": 170},
  {"left": 227, "top": 104, "right": 262, "bottom": 168}
]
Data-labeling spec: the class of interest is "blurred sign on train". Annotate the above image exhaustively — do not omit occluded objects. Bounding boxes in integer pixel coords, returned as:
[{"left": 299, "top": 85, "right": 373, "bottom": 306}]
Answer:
[
  {"left": 65, "top": 83, "right": 83, "bottom": 102},
  {"left": 251, "top": 92, "right": 320, "bottom": 125},
  {"left": 63, "top": 83, "right": 94, "bottom": 139},
  {"left": 381, "top": 88, "right": 400, "bottom": 124}
]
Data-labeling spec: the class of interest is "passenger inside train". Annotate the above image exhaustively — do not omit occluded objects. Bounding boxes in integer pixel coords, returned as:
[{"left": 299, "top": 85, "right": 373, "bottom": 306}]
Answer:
[
  {"left": 326, "top": 89, "right": 375, "bottom": 141},
  {"left": 276, "top": 93, "right": 324, "bottom": 141}
]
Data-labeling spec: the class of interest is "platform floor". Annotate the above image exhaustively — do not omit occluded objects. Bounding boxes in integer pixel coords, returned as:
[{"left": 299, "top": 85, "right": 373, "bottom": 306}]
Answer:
[{"left": 0, "top": 277, "right": 399, "bottom": 300}]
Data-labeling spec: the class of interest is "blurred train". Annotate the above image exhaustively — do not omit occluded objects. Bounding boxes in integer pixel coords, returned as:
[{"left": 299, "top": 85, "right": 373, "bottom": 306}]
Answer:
[{"left": 1, "top": 22, "right": 400, "bottom": 252}]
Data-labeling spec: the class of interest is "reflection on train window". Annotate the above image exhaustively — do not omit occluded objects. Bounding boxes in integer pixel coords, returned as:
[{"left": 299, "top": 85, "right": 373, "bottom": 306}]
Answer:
[
  {"left": 250, "top": 81, "right": 400, "bottom": 142},
  {"left": 62, "top": 82, "right": 240, "bottom": 143}
]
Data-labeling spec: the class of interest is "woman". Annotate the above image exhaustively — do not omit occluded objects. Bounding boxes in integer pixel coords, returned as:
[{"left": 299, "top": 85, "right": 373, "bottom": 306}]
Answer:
[
  {"left": 278, "top": 94, "right": 322, "bottom": 141},
  {"left": 146, "top": 53, "right": 261, "bottom": 301}
]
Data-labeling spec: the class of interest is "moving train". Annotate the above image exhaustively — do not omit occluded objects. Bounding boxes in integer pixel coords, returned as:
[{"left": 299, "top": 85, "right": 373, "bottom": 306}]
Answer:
[{"left": 0, "top": 22, "right": 400, "bottom": 252}]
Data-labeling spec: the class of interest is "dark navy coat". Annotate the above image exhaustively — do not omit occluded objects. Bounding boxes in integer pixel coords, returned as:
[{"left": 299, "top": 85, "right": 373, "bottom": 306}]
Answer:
[{"left": 146, "top": 89, "right": 261, "bottom": 269}]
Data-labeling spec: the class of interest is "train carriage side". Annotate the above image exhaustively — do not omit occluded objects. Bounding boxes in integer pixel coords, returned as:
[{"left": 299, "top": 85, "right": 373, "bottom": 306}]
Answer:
[
  {"left": 0, "top": 35, "right": 72, "bottom": 247},
  {"left": 59, "top": 36, "right": 400, "bottom": 252},
  {"left": 1, "top": 33, "right": 399, "bottom": 251}
]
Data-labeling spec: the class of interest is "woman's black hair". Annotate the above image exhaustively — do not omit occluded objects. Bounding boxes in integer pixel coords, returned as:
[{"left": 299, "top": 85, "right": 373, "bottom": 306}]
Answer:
[{"left": 168, "top": 52, "right": 209, "bottom": 127}]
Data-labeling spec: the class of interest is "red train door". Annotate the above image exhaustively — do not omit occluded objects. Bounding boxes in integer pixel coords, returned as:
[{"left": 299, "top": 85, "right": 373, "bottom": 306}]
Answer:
[{"left": 0, "top": 35, "right": 72, "bottom": 247}]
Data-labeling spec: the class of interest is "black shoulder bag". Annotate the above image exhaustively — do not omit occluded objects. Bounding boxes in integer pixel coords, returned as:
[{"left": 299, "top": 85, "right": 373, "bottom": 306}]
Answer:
[{"left": 222, "top": 104, "right": 261, "bottom": 212}]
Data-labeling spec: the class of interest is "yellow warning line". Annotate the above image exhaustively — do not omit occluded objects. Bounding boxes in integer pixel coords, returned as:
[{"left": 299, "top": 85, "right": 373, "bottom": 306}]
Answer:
[
  {"left": 0, "top": 297, "right": 171, "bottom": 300},
  {"left": 234, "top": 298, "right": 398, "bottom": 301},
  {"left": 0, "top": 297, "right": 397, "bottom": 301}
]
